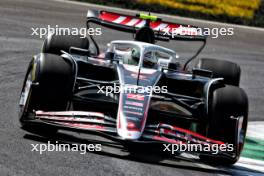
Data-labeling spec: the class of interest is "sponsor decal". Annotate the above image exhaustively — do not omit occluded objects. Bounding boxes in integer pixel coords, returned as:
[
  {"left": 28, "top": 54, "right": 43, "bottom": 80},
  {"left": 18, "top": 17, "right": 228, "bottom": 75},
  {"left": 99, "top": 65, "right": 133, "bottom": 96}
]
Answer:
[
  {"left": 124, "top": 110, "right": 143, "bottom": 116},
  {"left": 125, "top": 100, "right": 144, "bottom": 107},
  {"left": 127, "top": 122, "right": 136, "bottom": 129},
  {"left": 126, "top": 116, "right": 141, "bottom": 121},
  {"left": 124, "top": 105, "right": 143, "bottom": 111},
  {"left": 127, "top": 93, "right": 145, "bottom": 101}
]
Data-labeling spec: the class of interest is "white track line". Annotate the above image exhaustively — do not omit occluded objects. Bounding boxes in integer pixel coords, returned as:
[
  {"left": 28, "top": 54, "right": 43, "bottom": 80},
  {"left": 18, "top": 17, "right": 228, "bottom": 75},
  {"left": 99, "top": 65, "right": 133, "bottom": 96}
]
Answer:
[
  {"left": 236, "top": 157, "right": 264, "bottom": 172},
  {"left": 246, "top": 121, "right": 264, "bottom": 140},
  {"left": 53, "top": 0, "right": 264, "bottom": 32},
  {"left": 234, "top": 122, "right": 264, "bottom": 174}
]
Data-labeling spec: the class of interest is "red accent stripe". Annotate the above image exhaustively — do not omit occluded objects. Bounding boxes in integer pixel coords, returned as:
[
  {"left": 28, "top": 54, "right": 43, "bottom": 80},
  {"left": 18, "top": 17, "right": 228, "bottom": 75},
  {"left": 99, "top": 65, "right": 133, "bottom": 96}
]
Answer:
[
  {"left": 160, "top": 124, "right": 224, "bottom": 145},
  {"left": 150, "top": 21, "right": 161, "bottom": 29},
  {"left": 59, "top": 122, "right": 104, "bottom": 130},
  {"left": 167, "top": 24, "right": 181, "bottom": 32},
  {"left": 120, "top": 17, "right": 133, "bottom": 25},
  {"left": 118, "top": 111, "right": 121, "bottom": 129},
  {"left": 127, "top": 93, "right": 145, "bottom": 101},
  {"left": 38, "top": 115, "right": 103, "bottom": 122},
  {"left": 126, "top": 122, "right": 140, "bottom": 132},
  {"left": 153, "top": 136, "right": 186, "bottom": 144},
  {"left": 117, "top": 93, "right": 123, "bottom": 129},
  {"left": 100, "top": 11, "right": 119, "bottom": 22}
]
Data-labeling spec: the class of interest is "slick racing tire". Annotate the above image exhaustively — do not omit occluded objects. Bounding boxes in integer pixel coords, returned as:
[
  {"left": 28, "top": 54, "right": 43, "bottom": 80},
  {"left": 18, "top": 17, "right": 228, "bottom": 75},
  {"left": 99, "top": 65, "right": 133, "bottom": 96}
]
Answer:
[
  {"left": 196, "top": 58, "right": 241, "bottom": 86},
  {"left": 199, "top": 85, "right": 248, "bottom": 165},
  {"left": 19, "top": 53, "right": 75, "bottom": 134},
  {"left": 42, "top": 33, "right": 89, "bottom": 55}
]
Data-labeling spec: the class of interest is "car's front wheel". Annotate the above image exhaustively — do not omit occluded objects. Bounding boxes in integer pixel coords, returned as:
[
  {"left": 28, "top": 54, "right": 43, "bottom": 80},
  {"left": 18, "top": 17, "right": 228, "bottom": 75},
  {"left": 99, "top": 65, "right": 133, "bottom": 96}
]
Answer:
[
  {"left": 199, "top": 85, "right": 248, "bottom": 165},
  {"left": 19, "top": 53, "right": 75, "bottom": 134}
]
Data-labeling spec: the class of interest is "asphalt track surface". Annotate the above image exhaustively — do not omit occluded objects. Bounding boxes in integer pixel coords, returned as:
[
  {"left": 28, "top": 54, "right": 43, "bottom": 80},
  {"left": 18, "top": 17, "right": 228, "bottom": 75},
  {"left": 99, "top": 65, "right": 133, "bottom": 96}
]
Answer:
[{"left": 0, "top": 0, "right": 264, "bottom": 175}]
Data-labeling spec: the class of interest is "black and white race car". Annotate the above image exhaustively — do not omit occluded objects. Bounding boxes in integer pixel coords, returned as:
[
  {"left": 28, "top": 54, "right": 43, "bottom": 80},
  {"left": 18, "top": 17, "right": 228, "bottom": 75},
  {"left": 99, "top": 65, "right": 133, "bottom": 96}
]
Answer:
[{"left": 19, "top": 10, "right": 248, "bottom": 165}]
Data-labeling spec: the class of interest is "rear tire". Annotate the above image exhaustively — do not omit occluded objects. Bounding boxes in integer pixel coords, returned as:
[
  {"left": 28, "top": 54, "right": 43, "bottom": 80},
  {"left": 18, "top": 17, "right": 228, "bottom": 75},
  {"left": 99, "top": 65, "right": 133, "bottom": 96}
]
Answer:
[
  {"left": 19, "top": 53, "right": 75, "bottom": 134},
  {"left": 196, "top": 58, "right": 241, "bottom": 86},
  {"left": 199, "top": 85, "right": 248, "bottom": 165}
]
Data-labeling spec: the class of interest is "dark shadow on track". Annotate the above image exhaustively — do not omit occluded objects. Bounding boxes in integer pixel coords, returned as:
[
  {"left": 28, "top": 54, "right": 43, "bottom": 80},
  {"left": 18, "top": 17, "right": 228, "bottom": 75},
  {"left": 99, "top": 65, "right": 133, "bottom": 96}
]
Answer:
[{"left": 23, "top": 130, "right": 264, "bottom": 176}]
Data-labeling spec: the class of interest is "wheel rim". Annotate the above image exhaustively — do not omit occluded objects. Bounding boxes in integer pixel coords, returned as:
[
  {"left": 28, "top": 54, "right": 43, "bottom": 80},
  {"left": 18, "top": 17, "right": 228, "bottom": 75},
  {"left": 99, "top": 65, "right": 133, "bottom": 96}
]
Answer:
[
  {"left": 19, "top": 70, "right": 32, "bottom": 116},
  {"left": 237, "top": 116, "right": 246, "bottom": 153}
]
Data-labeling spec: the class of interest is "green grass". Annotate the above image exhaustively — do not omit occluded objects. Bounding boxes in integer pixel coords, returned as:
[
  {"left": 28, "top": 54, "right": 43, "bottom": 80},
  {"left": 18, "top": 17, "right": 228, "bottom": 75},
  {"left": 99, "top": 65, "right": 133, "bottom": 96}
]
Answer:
[
  {"left": 139, "top": 0, "right": 261, "bottom": 19},
  {"left": 77, "top": 0, "right": 264, "bottom": 27}
]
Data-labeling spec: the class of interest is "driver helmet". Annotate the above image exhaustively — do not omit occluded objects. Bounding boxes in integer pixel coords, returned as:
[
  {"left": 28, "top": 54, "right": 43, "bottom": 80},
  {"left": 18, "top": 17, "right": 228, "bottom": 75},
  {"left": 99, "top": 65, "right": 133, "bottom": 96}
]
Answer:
[{"left": 131, "top": 48, "right": 140, "bottom": 63}]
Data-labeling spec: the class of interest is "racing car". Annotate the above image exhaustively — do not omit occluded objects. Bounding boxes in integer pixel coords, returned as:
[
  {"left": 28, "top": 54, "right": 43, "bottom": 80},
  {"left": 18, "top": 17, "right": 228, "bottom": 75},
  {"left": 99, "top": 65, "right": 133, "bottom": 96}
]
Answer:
[{"left": 19, "top": 10, "right": 248, "bottom": 165}]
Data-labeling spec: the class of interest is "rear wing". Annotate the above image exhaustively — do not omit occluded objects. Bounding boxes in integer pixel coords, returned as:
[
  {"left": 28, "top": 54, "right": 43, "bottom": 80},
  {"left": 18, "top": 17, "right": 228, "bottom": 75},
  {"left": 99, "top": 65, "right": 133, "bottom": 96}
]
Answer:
[
  {"left": 86, "top": 10, "right": 206, "bottom": 42},
  {"left": 86, "top": 10, "right": 206, "bottom": 69}
]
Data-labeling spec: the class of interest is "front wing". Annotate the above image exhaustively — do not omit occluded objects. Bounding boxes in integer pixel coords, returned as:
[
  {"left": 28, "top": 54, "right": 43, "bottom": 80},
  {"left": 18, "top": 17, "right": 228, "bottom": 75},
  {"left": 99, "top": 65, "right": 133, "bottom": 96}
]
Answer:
[{"left": 22, "top": 110, "right": 238, "bottom": 159}]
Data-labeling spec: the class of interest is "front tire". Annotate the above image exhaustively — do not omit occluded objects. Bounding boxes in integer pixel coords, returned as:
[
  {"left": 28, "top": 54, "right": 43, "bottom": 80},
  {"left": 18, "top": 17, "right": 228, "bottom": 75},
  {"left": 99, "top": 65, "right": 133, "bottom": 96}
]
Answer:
[
  {"left": 19, "top": 53, "right": 75, "bottom": 134},
  {"left": 199, "top": 85, "right": 248, "bottom": 165}
]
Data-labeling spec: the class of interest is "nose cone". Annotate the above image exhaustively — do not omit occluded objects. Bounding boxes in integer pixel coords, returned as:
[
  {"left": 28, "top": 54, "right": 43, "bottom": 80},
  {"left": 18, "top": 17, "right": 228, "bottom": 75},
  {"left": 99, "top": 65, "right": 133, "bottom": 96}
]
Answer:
[
  {"left": 117, "top": 99, "right": 147, "bottom": 140},
  {"left": 117, "top": 128, "right": 142, "bottom": 140},
  {"left": 115, "top": 65, "right": 161, "bottom": 140}
]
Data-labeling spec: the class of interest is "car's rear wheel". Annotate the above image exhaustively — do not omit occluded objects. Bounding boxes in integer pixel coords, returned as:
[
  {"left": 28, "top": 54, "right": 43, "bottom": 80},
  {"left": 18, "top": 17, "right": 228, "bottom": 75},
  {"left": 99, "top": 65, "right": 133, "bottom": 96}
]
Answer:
[
  {"left": 19, "top": 53, "right": 75, "bottom": 135},
  {"left": 196, "top": 58, "right": 241, "bottom": 86},
  {"left": 199, "top": 85, "right": 248, "bottom": 165},
  {"left": 42, "top": 34, "right": 89, "bottom": 55}
]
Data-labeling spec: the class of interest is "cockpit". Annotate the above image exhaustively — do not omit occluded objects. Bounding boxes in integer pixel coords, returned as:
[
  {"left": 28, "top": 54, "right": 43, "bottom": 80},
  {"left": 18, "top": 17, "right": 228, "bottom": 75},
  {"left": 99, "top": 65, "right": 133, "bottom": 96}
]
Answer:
[{"left": 106, "top": 40, "right": 178, "bottom": 69}]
